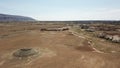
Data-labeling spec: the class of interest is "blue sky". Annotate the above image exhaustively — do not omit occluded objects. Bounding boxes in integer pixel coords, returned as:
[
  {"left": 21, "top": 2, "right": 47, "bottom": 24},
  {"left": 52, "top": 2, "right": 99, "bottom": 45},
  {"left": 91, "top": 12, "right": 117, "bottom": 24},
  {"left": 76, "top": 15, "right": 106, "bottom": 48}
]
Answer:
[{"left": 0, "top": 0, "right": 120, "bottom": 20}]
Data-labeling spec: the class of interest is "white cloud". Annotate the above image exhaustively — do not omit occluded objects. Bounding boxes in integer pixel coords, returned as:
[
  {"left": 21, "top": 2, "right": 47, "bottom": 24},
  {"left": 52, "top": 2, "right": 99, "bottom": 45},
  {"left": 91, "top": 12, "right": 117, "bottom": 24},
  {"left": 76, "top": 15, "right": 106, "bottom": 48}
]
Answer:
[{"left": 31, "top": 8, "right": 120, "bottom": 20}]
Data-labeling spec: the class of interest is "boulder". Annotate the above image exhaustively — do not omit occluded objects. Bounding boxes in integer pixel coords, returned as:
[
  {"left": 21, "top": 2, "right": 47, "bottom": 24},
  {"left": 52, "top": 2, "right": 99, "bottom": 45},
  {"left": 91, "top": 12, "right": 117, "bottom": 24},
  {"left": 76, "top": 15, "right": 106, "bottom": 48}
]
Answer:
[
  {"left": 112, "top": 35, "right": 120, "bottom": 43},
  {"left": 97, "top": 33, "right": 106, "bottom": 38},
  {"left": 105, "top": 35, "right": 113, "bottom": 40}
]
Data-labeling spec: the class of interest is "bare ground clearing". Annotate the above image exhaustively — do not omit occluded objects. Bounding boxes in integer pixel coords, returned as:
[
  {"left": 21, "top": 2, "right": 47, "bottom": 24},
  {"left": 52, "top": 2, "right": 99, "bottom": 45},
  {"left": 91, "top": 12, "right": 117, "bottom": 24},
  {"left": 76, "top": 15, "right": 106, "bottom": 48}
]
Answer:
[{"left": 0, "top": 28, "right": 120, "bottom": 68}]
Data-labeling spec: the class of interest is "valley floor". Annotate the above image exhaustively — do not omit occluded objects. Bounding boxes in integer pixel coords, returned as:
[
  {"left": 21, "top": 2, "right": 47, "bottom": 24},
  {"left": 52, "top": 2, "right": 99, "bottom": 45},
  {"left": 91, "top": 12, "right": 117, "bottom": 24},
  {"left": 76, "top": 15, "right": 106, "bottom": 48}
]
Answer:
[{"left": 0, "top": 30, "right": 120, "bottom": 68}]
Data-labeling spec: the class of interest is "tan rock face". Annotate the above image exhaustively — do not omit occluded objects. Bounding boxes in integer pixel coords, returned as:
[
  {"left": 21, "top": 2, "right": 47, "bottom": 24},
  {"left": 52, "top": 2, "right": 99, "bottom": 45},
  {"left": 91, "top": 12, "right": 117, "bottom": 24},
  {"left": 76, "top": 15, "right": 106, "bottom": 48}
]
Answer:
[
  {"left": 105, "top": 35, "right": 113, "bottom": 40},
  {"left": 97, "top": 33, "right": 106, "bottom": 38},
  {"left": 112, "top": 35, "right": 120, "bottom": 43}
]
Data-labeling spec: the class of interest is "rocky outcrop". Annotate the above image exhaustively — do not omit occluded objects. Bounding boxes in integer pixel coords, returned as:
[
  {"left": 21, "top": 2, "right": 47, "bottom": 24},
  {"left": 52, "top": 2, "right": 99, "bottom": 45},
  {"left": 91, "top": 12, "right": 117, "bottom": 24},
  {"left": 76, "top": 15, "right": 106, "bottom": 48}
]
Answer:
[
  {"left": 112, "top": 35, "right": 120, "bottom": 43},
  {"left": 97, "top": 32, "right": 106, "bottom": 38},
  {"left": 97, "top": 32, "right": 120, "bottom": 43},
  {"left": 40, "top": 27, "right": 69, "bottom": 31}
]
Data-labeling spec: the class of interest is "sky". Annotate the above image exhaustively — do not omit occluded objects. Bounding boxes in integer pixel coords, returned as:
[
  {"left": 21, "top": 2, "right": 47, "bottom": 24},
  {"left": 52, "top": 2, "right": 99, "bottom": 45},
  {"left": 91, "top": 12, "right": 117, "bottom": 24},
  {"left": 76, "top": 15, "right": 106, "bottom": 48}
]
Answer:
[{"left": 0, "top": 0, "right": 120, "bottom": 21}]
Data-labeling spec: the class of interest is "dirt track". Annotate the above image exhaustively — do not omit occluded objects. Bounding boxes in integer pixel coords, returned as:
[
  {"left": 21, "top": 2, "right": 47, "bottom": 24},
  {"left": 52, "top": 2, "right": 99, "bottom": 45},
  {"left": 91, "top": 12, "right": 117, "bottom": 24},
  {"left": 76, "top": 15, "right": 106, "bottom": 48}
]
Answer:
[{"left": 0, "top": 30, "right": 120, "bottom": 68}]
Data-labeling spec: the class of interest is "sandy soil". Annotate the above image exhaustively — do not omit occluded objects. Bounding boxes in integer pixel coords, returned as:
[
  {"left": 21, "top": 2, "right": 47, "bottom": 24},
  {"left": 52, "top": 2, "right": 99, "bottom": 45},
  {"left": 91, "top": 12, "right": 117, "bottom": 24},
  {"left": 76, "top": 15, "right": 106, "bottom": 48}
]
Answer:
[{"left": 0, "top": 30, "right": 120, "bottom": 68}]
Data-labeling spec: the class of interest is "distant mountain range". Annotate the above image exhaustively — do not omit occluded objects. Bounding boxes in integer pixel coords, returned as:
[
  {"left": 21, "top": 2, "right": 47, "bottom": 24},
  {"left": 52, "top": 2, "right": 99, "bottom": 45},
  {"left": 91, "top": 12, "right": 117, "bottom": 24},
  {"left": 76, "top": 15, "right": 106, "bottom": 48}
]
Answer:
[{"left": 0, "top": 14, "right": 36, "bottom": 21}]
